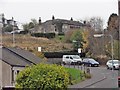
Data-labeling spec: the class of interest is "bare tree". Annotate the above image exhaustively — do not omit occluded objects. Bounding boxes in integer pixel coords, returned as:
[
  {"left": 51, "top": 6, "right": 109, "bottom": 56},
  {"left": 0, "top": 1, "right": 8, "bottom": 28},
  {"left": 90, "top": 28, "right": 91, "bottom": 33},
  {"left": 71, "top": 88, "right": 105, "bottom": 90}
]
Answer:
[{"left": 86, "top": 17, "right": 104, "bottom": 32}]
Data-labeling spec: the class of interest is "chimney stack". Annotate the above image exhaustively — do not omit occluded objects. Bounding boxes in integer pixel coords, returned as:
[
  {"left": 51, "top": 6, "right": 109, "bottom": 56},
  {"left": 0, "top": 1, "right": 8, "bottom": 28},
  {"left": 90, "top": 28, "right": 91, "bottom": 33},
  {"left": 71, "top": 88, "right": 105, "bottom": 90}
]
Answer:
[
  {"left": 39, "top": 17, "right": 41, "bottom": 25},
  {"left": 70, "top": 17, "right": 73, "bottom": 21},
  {"left": 52, "top": 15, "right": 55, "bottom": 20}
]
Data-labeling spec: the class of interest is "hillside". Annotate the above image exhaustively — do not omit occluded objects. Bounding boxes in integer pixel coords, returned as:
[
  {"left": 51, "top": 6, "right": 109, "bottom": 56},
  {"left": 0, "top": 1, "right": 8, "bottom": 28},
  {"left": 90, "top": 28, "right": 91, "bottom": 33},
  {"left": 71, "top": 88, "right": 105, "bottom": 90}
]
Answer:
[{"left": 2, "top": 34, "right": 73, "bottom": 52}]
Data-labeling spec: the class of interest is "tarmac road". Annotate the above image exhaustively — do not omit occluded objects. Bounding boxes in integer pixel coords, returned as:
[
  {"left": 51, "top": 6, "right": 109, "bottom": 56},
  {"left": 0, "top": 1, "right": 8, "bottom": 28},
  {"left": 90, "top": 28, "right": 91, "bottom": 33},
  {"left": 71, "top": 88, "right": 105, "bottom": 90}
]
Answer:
[{"left": 67, "top": 65, "right": 118, "bottom": 88}]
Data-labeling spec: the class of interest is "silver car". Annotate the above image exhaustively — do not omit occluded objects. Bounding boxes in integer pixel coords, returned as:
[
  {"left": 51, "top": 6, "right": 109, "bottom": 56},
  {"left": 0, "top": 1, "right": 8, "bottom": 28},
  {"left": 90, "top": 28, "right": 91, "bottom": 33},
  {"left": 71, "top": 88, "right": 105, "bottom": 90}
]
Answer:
[{"left": 106, "top": 60, "right": 120, "bottom": 70}]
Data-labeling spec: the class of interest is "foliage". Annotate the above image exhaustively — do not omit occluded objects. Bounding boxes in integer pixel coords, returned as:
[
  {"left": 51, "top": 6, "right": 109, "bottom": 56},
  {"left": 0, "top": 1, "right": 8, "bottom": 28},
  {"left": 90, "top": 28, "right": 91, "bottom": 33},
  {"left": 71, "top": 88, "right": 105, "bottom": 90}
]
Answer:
[
  {"left": 3, "top": 25, "right": 13, "bottom": 32},
  {"left": 16, "top": 64, "right": 70, "bottom": 89},
  {"left": 31, "top": 33, "right": 56, "bottom": 39},
  {"left": 86, "top": 17, "right": 103, "bottom": 31},
  {"left": 22, "top": 18, "right": 38, "bottom": 32},
  {"left": 105, "top": 40, "right": 120, "bottom": 59},
  {"left": 64, "top": 30, "right": 74, "bottom": 43},
  {"left": 82, "top": 30, "right": 89, "bottom": 51},
  {"left": 70, "top": 29, "right": 86, "bottom": 51},
  {"left": 28, "top": 22, "right": 34, "bottom": 29},
  {"left": 2, "top": 34, "right": 73, "bottom": 52},
  {"left": 22, "top": 23, "right": 29, "bottom": 31},
  {"left": 31, "top": 18, "right": 38, "bottom": 26},
  {"left": 65, "top": 68, "right": 87, "bottom": 84}
]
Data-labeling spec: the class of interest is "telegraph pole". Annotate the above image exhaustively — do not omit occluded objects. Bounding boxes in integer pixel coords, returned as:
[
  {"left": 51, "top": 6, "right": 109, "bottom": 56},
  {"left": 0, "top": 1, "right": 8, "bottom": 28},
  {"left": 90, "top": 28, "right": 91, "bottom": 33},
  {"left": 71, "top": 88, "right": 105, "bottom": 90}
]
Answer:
[
  {"left": 12, "top": 17, "right": 15, "bottom": 47},
  {"left": 0, "top": 14, "right": 4, "bottom": 47},
  {"left": 118, "top": 0, "right": 120, "bottom": 60}
]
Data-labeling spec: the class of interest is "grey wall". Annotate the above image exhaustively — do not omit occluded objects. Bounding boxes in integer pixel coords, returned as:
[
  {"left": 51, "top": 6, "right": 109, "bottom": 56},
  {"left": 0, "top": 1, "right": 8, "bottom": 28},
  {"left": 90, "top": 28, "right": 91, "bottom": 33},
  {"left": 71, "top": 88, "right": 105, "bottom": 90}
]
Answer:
[
  {"left": 0, "top": 60, "right": 25, "bottom": 87},
  {"left": 0, "top": 60, "right": 2, "bottom": 89},
  {"left": 2, "top": 60, "right": 12, "bottom": 87}
]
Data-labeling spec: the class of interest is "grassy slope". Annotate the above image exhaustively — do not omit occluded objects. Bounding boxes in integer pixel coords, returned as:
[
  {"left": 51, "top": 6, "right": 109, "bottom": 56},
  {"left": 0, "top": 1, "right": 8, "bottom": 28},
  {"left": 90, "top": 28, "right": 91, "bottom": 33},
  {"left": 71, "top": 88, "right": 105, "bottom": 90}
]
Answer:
[{"left": 2, "top": 34, "right": 73, "bottom": 52}]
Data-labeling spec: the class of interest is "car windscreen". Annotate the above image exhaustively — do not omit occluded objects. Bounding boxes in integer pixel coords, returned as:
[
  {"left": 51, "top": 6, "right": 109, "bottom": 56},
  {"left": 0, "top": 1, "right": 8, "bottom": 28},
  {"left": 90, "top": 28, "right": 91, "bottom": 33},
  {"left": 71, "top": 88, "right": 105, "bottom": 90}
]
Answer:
[
  {"left": 73, "top": 55, "right": 80, "bottom": 59},
  {"left": 113, "top": 61, "right": 120, "bottom": 64},
  {"left": 89, "top": 59, "right": 97, "bottom": 63}
]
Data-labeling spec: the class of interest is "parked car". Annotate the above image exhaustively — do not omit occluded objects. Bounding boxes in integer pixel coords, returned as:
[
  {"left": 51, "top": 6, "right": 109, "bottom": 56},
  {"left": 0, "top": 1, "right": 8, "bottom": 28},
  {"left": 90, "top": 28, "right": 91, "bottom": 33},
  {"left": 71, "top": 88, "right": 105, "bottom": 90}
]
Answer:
[
  {"left": 82, "top": 58, "right": 99, "bottom": 67},
  {"left": 106, "top": 60, "right": 120, "bottom": 70},
  {"left": 62, "top": 55, "right": 82, "bottom": 65},
  {"left": 118, "top": 76, "right": 120, "bottom": 87}
]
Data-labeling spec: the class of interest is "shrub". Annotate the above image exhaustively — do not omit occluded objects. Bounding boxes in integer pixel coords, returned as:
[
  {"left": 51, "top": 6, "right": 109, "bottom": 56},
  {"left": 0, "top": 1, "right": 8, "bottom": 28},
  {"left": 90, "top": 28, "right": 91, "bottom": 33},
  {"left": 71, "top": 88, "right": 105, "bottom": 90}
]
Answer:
[
  {"left": 31, "top": 33, "right": 55, "bottom": 38},
  {"left": 16, "top": 64, "right": 69, "bottom": 89},
  {"left": 58, "top": 32, "right": 65, "bottom": 36}
]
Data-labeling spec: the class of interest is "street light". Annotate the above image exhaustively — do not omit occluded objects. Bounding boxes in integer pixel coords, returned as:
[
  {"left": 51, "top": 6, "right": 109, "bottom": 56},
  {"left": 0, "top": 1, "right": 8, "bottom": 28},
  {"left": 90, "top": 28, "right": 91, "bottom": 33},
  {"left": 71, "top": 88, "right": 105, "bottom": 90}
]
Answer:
[
  {"left": 93, "top": 34, "right": 113, "bottom": 61},
  {"left": 94, "top": 34, "right": 114, "bottom": 79},
  {"left": 0, "top": 14, "right": 3, "bottom": 47}
]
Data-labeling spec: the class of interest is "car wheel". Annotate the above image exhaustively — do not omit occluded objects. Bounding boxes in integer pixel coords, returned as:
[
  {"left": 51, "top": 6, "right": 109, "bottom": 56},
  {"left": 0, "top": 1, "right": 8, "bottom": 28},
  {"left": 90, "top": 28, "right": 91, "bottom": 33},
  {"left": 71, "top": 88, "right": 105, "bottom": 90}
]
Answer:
[
  {"left": 113, "top": 66, "right": 116, "bottom": 70},
  {"left": 63, "top": 62, "right": 66, "bottom": 65},
  {"left": 89, "top": 64, "right": 92, "bottom": 67},
  {"left": 107, "top": 66, "right": 109, "bottom": 69},
  {"left": 77, "top": 61, "right": 82, "bottom": 65}
]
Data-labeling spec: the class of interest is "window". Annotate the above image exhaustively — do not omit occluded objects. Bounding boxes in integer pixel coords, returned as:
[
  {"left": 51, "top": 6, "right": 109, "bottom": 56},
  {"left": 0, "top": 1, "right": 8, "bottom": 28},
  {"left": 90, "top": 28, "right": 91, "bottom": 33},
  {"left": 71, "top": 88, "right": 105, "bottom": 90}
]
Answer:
[
  {"left": 66, "top": 56, "right": 69, "bottom": 59},
  {"left": 12, "top": 70, "right": 14, "bottom": 82},
  {"left": 70, "top": 57, "right": 73, "bottom": 59},
  {"left": 17, "top": 70, "right": 20, "bottom": 74}
]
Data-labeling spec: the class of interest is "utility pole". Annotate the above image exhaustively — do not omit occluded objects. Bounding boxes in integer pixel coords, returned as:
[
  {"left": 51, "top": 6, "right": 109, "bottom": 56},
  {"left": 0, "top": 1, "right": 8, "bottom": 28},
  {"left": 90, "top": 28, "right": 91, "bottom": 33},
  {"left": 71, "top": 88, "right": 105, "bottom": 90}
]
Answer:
[
  {"left": 118, "top": 0, "right": 120, "bottom": 60},
  {"left": 0, "top": 14, "right": 3, "bottom": 47},
  {"left": 12, "top": 17, "right": 15, "bottom": 47}
]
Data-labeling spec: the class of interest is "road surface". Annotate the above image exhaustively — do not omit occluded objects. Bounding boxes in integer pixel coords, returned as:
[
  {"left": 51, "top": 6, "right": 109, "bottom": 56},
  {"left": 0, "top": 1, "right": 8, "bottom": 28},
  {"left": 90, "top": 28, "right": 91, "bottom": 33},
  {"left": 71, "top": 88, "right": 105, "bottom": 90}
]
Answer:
[{"left": 66, "top": 65, "right": 118, "bottom": 88}]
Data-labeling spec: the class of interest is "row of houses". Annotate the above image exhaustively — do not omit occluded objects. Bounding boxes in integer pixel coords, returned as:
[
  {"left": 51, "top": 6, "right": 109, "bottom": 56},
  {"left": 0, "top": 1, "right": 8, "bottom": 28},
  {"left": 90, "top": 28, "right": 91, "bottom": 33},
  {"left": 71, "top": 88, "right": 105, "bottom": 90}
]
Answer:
[
  {"left": 0, "top": 46, "right": 43, "bottom": 88},
  {"left": 1, "top": 14, "right": 90, "bottom": 35},
  {"left": 0, "top": 14, "right": 19, "bottom": 30},
  {"left": 30, "top": 16, "right": 90, "bottom": 34}
]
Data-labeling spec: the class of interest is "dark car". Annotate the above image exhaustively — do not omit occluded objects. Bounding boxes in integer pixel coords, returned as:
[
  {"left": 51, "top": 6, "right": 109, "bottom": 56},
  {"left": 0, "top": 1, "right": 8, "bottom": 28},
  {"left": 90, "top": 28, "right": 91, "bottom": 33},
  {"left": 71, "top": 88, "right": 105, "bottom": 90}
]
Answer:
[
  {"left": 82, "top": 58, "right": 99, "bottom": 67},
  {"left": 118, "top": 76, "right": 120, "bottom": 87}
]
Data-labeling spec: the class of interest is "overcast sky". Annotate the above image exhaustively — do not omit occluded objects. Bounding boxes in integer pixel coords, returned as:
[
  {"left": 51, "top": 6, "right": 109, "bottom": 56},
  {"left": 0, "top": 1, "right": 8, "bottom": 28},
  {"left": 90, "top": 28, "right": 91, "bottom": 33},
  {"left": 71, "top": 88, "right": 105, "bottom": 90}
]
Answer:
[{"left": 0, "top": 0, "right": 118, "bottom": 28}]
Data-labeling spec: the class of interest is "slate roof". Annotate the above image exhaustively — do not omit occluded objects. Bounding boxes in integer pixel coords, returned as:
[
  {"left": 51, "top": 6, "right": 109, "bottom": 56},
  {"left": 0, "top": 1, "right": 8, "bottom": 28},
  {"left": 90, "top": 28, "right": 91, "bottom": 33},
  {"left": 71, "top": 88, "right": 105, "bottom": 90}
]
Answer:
[
  {"left": 0, "top": 46, "right": 42, "bottom": 67},
  {"left": 44, "top": 19, "right": 84, "bottom": 26}
]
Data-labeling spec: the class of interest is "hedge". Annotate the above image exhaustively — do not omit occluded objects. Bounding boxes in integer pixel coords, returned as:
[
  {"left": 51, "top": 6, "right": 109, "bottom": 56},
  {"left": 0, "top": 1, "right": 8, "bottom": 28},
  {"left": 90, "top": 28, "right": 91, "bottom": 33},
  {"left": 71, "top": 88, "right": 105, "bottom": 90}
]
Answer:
[
  {"left": 16, "top": 63, "right": 69, "bottom": 89},
  {"left": 31, "top": 33, "right": 56, "bottom": 38},
  {"left": 44, "top": 51, "right": 86, "bottom": 58}
]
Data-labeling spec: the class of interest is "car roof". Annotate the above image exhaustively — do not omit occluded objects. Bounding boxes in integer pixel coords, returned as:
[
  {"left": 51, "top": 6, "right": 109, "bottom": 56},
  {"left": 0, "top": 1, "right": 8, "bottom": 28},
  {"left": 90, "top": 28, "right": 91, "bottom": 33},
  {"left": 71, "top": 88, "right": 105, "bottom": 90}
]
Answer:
[{"left": 108, "top": 60, "right": 120, "bottom": 62}]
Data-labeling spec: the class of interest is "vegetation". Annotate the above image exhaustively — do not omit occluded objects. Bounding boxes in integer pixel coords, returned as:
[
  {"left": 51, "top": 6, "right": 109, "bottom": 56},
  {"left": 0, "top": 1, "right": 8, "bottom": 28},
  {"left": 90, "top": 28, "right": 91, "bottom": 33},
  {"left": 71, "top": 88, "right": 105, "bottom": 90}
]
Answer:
[
  {"left": 64, "top": 29, "right": 86, "bottom": 52},
  {"left": 31, "top": 33, "right": 56, "bottom": 39},
  {"left": 22, "top": 18, "right": 38, "bottom": 32},
  {"left": 105, "top": 40, "right": 120, "bottom": 59},
  {"left": 65, "top": 68, "right": 90, "bottom": 84},
  {"left": 16, "top": 64, "right": 70, "bottom": 89},
  {"left": 16, "top": 63, "right": 91, "bottom": 89},
  {"left": 70, "top": 30, "right": 86, "bottom": 51},
  {"left": 3, "top": 25, "right": 13, "bottom": 32},
  {"left": 2, "top": 34, "right": 73, "bottom": 53}
]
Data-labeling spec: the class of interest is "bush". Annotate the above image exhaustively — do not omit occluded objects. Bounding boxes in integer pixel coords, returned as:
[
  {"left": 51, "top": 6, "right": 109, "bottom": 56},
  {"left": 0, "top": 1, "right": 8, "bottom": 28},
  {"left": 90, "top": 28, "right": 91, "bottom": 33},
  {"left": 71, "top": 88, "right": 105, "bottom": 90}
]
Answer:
[
  {"left": 16, "top": 64, "right": 69, "bottom": 89},
  {"left": 58, "top": 32, "right": 65, "bottom": 36},
  {"left": 31, "top": 33, "right": 55, "bottom": 38}
]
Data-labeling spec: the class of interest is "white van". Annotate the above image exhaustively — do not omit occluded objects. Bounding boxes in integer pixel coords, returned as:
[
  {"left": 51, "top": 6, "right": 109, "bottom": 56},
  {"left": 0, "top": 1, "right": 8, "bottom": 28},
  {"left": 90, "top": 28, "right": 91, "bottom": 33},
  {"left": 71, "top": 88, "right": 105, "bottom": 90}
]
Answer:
[{"left": 62, "top": 55, "right": 82, "bottom": 65}]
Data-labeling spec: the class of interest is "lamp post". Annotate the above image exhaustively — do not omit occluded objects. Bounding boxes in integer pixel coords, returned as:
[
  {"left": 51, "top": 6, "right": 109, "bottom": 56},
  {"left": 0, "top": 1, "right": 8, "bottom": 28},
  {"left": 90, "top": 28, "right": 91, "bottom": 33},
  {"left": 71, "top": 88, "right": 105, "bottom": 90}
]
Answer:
[
  {"left": 94, "top": 34, "right": 114, "bottom": 79},
  {"left": 0, "top": 14, "right": 3, "bottom": 47},
  {"left": 12, "top": 17, "right": 15, "bottom": 47},
  {"left": 93, "top": 34, "right": 113, "bottom": 61}
]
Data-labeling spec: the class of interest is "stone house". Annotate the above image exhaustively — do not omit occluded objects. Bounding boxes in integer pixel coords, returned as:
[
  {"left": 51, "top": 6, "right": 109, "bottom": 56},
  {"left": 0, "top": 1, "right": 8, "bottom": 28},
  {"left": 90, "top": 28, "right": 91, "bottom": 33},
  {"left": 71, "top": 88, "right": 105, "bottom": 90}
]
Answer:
[
  {"left": 0, "top": 46, "right": 42, "bottom": 88},
  {"left": 30, "top": 17, "right": 87, "bottom": 34}
]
